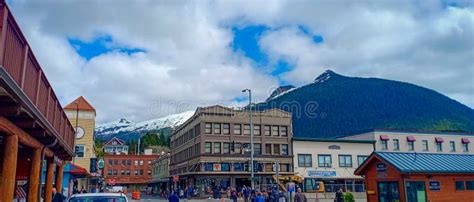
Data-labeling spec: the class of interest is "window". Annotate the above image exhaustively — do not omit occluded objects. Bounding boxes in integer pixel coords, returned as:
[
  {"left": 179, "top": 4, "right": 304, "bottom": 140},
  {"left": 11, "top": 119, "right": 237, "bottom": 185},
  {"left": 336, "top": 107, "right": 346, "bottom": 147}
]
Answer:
[
  {"left": 273, "top": 144, "right": 280, "bottom": 155},
  {"left": 214, "top": 142, "right": 221, "bottom": 154},
  {"left": 107, "top": 170, "right": 112, "bottom": 175},
  {"left": 223, "top": 123, "right": 230, "bottom": 134},
  {"left": 381, "top": 140, "right": 388, "bottom": 150},
  {"left": 134, "top": 160, "right": 138, "bottom": 166},
  {"left": 223, "top": 142, "right": 230, "bottom": 154},
  {"left": 114, "top": 160, "right": 118, "bottom": 165},
  {"left": 205, "top": 123, "right": 212, "bottom": 134},
  {"left": 282, "top": 144, "right": 289, "bottom": 155},
  {"left": 463, "top": 143, "right": 469, "bottom": 152},
  {"left": 408, "top": 141, "right": 415, "bottom": 151},
  {"left": 140, "top": 170, "right": 144, "bottom": 175},
  {"left": 422, "top": 140, "right": 429, "bottom": 151},
  {"left": 113, "top": 170, "right": 117, "bottom": 176},
  {"left": 243, "top": 124, "right": 251, "bottom": 135},
  {"left": 254, "top": 125, "right": 261, "bottom": 136},
  {"left": 121, "top": 160, "right": 126, "bottom": 165},
  {"left": 148, "top": 170, "right": 152, "bottom": 175},
  {"left": 265, "top": 144, "right": 272, "bottom": 154},
  {"left": 234, "top": 124, "right": 241, "bottom": 135},
  {"left": 140, "top": 160, "right": 144, "bottom": 165},
  {"left": 393, "top": 139, "right": 399, "bottom": 151},
  {"left": 127, "top": 160, "right": 131, "bottom": 165},
  {"left": 134, "top": 170, "right": 138, "bottom": 175},
  {"left": 264, "top": 125, "right": 271, "bottom": 136},
  {"left": 271, "top": 126, "right": 279, "bottom": 136},
  {"left": 467, "top": 181, "right": 474, "bottom": 190},
  {"left": 339, "top": 155, "right": 352, "bottom": 167},
  {"left": 234, "top": 163, "right": 243, "bottom": 171},
  {"left": 298, "top": 154, "right": 312, "bottom": 167},
  {"left": 126, "top": 170, "right": 130, "bottom": 175},
  {"left": 148, "top": 161, "right": 151, "bottom": 165},
  {"left": 121, "top": 170, "right": 125, "bottom": 175},
  {"left": 75, "top": 145, "right": 85, "bottom": 157},
  {"left": 213, "top": 123, "right": 221, "bottom": 134},
  {"left": 357, "top": 155, "right": 369, "bottom": 166},
  {"left": 450, "top": 141, "right": 456, "bottom": 152},
  {"left": 436, "top": 142, "right": 443, "bottom": 152},
  {"left": 108, "top": 160, "right": 113, "bottom": 165},
  {"left": 254, "top": 143, "right": 262, "bottom": 155},
  {"left": 455, "top": 181, "right": 465, "bottom": 190},
  {"left": 234, "top": 143, "right": 242, "bottom": 154},
  {"left": 205, "top": 142, "right": 212, "bottom": 154},
  {"left": 318, "top": 155, "right": 332, "bottom": 167},
  {"left": 221, "top": 163, "right": 230, "bottom": 171},
  {"left": 281, "top": 126, "right": 288, "bottom": 137}
]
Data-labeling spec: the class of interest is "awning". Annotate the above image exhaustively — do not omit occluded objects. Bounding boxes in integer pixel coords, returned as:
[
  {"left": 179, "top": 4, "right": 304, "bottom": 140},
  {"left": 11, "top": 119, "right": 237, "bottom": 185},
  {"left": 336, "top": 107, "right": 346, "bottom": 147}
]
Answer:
[
  {"left": 69, "top": 163, "right": 89, "bottom": 175},
  {"left": 435, "top": 137, "right": 444, "bottom": 143},
  {"left": 406, "top": 136, "right": 416, "bottom": 142},
  {"left": 462, "top": 138, "right": 471, "bottom": 144},
  {"left": 379, "top": 135, "right": 390, "bottom": 141}
]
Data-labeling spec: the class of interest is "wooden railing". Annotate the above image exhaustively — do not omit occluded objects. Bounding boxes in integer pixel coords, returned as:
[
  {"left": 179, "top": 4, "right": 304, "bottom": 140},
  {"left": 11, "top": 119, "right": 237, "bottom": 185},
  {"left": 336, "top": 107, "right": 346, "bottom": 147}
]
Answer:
[{"left": 0, "top": 4, "right": 75, "bottom": 153}]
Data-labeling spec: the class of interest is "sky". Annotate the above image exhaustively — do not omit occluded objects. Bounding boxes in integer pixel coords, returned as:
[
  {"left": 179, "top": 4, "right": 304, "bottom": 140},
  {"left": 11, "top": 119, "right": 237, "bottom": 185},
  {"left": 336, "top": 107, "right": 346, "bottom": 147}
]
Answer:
[{"left": 7, "top": 0, "right": 474, "bottom": 123}]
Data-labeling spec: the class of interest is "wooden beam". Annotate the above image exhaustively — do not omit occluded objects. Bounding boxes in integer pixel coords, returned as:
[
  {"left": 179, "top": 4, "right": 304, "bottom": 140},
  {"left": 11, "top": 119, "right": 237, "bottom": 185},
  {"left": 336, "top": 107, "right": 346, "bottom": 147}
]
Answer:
[
  {"left": 10, "top": 117, "right": 36, "bottom": 129},
  {"left": 28, "top": 148, "right": 41, "bottom": 202},
  {"left": 0, "top": 6, "right": 8, "bottom": 65},
  {"left": 0, "top": 134, "right": 18, "bottom": 202},
  {"left": 55, "top": 164, "right": 64, "bottom": 194},
  {"left": 44, "top": 158, "right": 54, "bottom": 202},
  {"left": 0, "top": 103, "right": 21, "bottom": 116}
]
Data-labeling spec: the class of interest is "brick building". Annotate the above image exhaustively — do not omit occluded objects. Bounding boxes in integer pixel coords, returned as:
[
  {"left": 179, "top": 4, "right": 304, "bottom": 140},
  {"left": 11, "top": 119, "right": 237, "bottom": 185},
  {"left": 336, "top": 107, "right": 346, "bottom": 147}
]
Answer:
[
  {"left": 355, "top": 152, "right": 474, "bottom": 202},
  {"left": 104, "top": 154, "right": 159, "bottom": 191}
]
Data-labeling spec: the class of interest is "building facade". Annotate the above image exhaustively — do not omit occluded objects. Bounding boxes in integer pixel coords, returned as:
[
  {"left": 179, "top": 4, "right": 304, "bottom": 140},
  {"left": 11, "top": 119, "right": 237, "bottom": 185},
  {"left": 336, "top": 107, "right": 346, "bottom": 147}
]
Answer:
[
  {"left": 64, "top": 96, "right": 97, "bottom": 190},
  {"left": 104, "top": 154, "right": 159, "bottom": 191},
  {"left": 149, "top": 153, "right": 171, "bottom": 195},
  {"left": 343, "top": 129, "right": 473, "bottom": 154},
  {"left": 104, "top": 137, "right": 129, "bottom": 155},
  {"left": 293, "top": 138, "right": 374, "bottom": 193},
  {"left": 355, "top": 152, "right": 474, "bottom": 202},
  {"left": 170, "top": 105, "right": 294, "bottom": 193}
]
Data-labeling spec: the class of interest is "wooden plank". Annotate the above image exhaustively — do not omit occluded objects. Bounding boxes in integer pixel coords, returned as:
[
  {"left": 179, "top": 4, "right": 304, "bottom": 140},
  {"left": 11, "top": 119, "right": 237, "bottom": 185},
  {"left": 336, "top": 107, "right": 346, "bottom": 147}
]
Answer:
[
  {"left": 0, "top": 6, "right": 8, "bottom": 65},
  {"left": 55, "top": 164, "right": 64, "bottom": 193},
  {"left": 0, "top": 134, "right": 18, "bottom": 202},
  {"left": 0, "top": 102, "right": 20, "bottom": 116},
  {"left": 44, "top": 158, "right": 54, "bottom": 202},
  {"left": 28, "top": 148, "right": 41, "bottom": 202}
]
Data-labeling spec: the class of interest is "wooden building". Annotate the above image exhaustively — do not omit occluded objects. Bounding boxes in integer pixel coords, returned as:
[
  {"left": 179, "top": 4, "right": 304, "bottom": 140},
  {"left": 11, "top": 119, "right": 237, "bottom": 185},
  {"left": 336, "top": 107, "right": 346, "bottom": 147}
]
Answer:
[
  {"left": 0, "top": 2, "right": 75, "bottom": 201},
  {"left": 355, "top": 152, "right": 474, "bottom": 202}
]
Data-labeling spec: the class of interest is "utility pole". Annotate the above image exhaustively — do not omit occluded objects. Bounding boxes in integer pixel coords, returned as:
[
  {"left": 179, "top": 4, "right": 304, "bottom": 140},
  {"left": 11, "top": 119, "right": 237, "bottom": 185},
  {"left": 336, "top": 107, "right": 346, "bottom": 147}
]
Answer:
[
  {"left": 242, "top": 89, "right": 254, "bottom": 190},
  {"left": 275, "top": 161, "right": 279, "bottom": 192}
]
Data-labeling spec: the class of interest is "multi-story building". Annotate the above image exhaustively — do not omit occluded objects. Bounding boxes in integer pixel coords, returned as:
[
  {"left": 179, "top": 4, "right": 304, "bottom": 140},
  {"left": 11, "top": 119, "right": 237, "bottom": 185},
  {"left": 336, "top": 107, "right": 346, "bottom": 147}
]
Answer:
[
  {"left": 342, "top": 129, "right": 473, "bottom": 154},
  {"left": 64, "top": 96, "right": 97, "bottom": 191},
  {"left": 292, "top": 137, "right": 374, "bottom": 194},
  {"left": 103, "top": 137, "right": 129, "bottom": 155},
  {"left": 170, "top": 105, "right": 294, "bottom": 193},
  {"left": 149, "top": 153, "right": 171, "bottom": 194},
  {"left": 103, "top": 154, "right": 159, "bottom": 191}
]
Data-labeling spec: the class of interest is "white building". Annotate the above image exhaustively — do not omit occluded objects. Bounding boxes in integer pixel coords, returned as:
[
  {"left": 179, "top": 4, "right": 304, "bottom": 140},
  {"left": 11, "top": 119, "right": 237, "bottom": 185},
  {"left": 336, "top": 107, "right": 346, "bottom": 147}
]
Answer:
[
  {"left": 342, "top": 129, "right": 473, "bottom": 154},
  {"left": 103, "top": 137, "right": 129, "bottom": 155},
  {"left": 292, "top": 137, "right": 374, "bottom": 193}
]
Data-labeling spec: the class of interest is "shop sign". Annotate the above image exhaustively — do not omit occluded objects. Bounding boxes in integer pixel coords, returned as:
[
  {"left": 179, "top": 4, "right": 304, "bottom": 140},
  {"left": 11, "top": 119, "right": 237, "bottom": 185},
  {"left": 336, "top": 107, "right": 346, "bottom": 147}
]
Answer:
[
  {"left": 429, "top": 181, "right": 440, "bottom": 191},
  {"left": 98, "top": 158, "right": 105, "bottom": 169},
  {"left": 376, "top": 163, "right": 387, "bottom": 178},
  {"left": 213, "top": 163, "right": 221, "bottom": 171},
  {"left": 308, "top": 171, "right": 336, "bottom": 177},
  {"left": 108, "top": 179, "right": 116, "bottom": 185}
]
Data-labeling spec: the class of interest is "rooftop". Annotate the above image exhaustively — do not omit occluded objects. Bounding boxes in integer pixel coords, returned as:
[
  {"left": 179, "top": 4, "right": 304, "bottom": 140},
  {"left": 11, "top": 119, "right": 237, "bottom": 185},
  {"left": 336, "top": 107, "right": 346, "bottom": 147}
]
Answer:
[
  {"left": 356, "top": 152, "right": 474, "bottom": 174},
  {"left": 64, "top": 96, "right": 96, "bottom": 112}
]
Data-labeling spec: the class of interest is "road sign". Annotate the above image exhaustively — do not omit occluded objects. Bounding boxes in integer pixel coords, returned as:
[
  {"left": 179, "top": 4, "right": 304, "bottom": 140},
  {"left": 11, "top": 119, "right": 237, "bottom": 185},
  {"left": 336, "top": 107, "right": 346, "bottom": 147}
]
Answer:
[{"left": 173, "top": 175, "right": 179, "bottom": 182}]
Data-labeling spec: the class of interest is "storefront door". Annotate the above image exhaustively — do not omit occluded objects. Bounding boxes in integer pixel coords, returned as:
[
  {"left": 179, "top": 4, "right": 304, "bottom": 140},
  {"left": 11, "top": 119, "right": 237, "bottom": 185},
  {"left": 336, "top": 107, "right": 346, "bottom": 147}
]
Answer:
[
  {"left": 377, "top": 182, "right": 400, "bottom": 202},
  {"left": 405, "top": 181, "right": 427, "bottom": 202}
]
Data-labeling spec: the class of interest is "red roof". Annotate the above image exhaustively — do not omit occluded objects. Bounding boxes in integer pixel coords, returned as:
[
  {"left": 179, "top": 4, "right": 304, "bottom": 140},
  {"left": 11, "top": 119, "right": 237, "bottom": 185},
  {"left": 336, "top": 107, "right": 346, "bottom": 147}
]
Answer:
[
  {"left": 69, "top": 163, "right": 89, "bottom": 175},
  {"left": 64, "top": 96, "right": 96, "bottom": 112}
]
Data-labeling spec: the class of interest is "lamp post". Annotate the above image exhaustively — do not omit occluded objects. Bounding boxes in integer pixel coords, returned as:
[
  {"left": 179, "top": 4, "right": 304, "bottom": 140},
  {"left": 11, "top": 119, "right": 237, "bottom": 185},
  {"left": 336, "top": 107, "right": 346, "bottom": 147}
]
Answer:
[{"left": 242, "top": 89, "right": 254, "bottom": 190}]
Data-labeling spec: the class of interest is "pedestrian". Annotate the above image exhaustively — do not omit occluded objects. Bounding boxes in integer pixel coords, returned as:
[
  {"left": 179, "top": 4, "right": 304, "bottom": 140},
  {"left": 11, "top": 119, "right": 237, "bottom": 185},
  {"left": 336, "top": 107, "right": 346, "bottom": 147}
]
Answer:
[
  {"left": 243, "top": 185, "right": 250, "bottom": 202},
  {"left": 213, "top": 186, "right": 220, "bottom": 199},
  {"left": 231, "top": 188, "right": 238, "bottom": 202},
  {"left": 256, "top": 192, "right": 265, "bottom": 202},
  {"left": 168, "top": 191, "right": 180, "bottom": 202},
  {"left": 334, "top": 188, "right": 344, "bottom": 202},
  {"left": 294, "top": 188, "right": 307, "bottom": 202},
  {"left": 52, "top": 188, "right": 65, "bottom": 202}
]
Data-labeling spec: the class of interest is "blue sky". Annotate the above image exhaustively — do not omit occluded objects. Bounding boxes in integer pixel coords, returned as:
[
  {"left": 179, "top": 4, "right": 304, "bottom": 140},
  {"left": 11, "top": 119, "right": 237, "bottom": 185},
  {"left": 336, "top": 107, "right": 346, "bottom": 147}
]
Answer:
[{"left": 68, "top": 35, "right": 145, "bottom": 60}]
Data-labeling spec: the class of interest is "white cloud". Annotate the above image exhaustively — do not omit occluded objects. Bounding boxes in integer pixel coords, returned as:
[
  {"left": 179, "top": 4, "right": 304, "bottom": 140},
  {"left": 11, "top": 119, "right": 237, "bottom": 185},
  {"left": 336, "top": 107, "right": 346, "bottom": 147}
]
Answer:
[{"left": 7, "top": 0, "right": 473, "bottom": 123}]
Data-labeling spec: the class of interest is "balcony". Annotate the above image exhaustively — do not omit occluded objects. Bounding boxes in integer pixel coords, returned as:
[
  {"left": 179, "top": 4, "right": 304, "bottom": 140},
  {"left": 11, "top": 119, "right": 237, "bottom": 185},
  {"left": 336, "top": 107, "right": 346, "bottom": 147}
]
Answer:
[{"left": 0, "top": 3, "right": 74, "bottom": 159}]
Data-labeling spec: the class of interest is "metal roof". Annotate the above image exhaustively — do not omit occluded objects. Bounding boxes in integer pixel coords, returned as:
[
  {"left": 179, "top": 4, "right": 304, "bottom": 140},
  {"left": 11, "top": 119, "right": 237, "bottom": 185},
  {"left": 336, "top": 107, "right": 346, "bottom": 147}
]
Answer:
[
  {"left": 375, "top": 152, "right": 474, "bottom": 173},
  {"left": 293, "top": 136, "right": 375, "bottom": 144}
]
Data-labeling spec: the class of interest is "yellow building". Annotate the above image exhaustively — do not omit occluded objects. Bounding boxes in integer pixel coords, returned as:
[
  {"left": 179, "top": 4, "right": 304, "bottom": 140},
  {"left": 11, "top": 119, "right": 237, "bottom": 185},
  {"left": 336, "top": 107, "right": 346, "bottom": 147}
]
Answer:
[{"left": 64, "top": 96, "right": 97, "bottom": 190}]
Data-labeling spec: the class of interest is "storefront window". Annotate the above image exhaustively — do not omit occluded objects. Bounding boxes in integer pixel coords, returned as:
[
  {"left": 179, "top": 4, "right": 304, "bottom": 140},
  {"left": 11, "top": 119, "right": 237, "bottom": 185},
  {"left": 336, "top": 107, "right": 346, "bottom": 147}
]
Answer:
[
  {"left": 205, "top": 163, "right": 214, "bottom": 171},
  {"left": 234, "top": 163, "right": 243, "bottom": 171},
  {"left": 455, "top": 181, "right": 465, "bottom": 190},
  {"left": 221, "top": 163, "right": 230, "bottom": 171}
]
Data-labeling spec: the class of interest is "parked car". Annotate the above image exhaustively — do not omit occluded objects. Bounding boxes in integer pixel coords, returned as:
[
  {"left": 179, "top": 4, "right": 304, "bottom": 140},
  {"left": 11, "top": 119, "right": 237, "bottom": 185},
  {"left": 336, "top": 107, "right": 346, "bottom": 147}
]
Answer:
[{"left": 69, "top": 193, "right": 128, "bottom": 202}]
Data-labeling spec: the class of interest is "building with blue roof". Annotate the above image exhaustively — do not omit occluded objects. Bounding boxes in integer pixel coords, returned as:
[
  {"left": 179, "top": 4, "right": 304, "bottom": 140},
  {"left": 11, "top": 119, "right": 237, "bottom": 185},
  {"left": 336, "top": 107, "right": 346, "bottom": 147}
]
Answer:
[{"left": 355, "top": 151, "right": 474, "bottom": 202}]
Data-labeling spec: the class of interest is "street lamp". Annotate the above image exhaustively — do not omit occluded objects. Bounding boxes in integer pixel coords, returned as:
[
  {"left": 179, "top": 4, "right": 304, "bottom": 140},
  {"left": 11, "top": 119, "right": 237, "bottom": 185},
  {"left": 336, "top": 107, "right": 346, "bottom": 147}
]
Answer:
[{"left": 242, "top": 89, "right": 254, "bottom": 190}]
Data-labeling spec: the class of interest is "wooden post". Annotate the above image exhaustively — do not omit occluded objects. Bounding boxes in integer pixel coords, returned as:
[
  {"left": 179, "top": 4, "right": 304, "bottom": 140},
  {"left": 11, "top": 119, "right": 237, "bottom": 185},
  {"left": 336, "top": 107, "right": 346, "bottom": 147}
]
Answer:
[
  {"left": 44, "top": 158, "right": 54, "bottom": 202},
  {"left": 28, "top": 148, "right": 41, "bottom": 202},
  {"left": 55, "top": 164, "right": 64, "bottom": 193},
  {"left": 0, "top": 134, "right": 18, "bottom": 202}
]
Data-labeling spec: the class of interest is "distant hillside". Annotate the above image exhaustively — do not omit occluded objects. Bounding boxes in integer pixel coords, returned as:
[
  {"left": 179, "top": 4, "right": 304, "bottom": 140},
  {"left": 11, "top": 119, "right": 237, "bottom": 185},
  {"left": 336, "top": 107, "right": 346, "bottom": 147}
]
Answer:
[
  {"left": 255, "top": 70, "right": 474, "bottom": 138},
  {"left": 95, "top": 111, "right": 194, "bottom": 142}
]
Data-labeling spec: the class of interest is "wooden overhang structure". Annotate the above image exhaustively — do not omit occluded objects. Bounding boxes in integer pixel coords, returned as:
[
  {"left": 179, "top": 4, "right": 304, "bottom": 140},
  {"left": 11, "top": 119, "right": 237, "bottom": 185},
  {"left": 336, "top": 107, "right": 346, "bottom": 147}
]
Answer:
[{"left": 0, "top": 2, "right": 75, "bottom": 202}]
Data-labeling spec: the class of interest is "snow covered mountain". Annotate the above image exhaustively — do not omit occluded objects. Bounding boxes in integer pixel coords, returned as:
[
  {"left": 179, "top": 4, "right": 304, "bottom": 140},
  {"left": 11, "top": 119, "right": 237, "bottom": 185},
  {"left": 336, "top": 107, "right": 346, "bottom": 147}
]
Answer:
[{"left": 95, "top": 110, "right": 195, "bottom": 141}]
